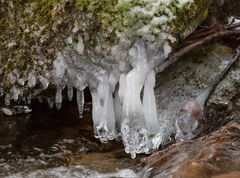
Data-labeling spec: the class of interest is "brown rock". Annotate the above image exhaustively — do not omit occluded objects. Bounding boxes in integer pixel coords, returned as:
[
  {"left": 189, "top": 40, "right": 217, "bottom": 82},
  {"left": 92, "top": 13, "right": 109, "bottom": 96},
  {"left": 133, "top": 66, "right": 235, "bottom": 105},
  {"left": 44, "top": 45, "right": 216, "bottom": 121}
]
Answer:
[
  {"left": 141, "top": 119, "right": 240, "bottom": 178},
  {"left": 211, "top": 172, "right": 240, "bottom": 178}
]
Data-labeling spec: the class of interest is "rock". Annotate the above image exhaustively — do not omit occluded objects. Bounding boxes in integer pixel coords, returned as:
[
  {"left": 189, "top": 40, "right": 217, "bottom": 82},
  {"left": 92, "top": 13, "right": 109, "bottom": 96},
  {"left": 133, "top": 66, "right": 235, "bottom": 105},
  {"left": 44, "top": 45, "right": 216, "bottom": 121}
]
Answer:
[
  {"left": 208, "top": 0, "right": 240, "bottom": 24},
  {"left": 0, "top": 0, "right": 213, "bottom": 156},
  {"left": 0, "top": 0, "right": 212, "bottom": 100},
  {"left": 142, "top": 40, "right": 240, "bottom": 173},
  {"left": 153, "top": 44, "right": 240, "bottom": 144},
  {"left": 211, "top": 172, "right": 240, "bottom": 178},
  {"left": 1, "top": 107, "right": 13, "bottom": 116},
  {"left": 141, "top": 119, "right": 240, "bottom": 178},
  {"left": 0, "top": 112, "right": 29, "bottom": 146}
]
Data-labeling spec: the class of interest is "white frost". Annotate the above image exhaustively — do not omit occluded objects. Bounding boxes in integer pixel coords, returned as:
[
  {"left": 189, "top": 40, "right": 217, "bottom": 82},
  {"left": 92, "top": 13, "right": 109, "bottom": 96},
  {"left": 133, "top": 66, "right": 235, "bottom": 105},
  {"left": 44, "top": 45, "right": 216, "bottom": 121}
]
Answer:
[{"left": 75, "top": 36, "right": 84, "bottom": 55}]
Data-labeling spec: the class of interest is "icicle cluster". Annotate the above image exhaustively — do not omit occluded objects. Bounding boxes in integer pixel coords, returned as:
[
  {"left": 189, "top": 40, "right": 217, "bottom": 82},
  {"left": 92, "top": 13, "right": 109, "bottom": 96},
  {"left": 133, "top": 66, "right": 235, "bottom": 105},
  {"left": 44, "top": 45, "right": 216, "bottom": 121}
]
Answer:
[
  {"left": 50, "top": 39, "right": 167, "bottom": 158},
  {"left": 120, "top": 41, "right": 163, "bottom": 158}
]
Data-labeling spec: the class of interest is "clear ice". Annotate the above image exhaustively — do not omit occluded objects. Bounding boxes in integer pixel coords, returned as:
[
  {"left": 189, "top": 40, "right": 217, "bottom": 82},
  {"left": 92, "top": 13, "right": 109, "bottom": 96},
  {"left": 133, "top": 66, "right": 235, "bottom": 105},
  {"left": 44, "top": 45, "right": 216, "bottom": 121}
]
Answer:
[
  {"left": 49, "top": 39, "right": 167, "bottom": 158},
  {"left": 175, "top": 111, "right": 202, "bottom": 141},
  {"left": 2, "top": 34, "right": 172, "bottom": 158},
  {"left": 91, "top": 73, "right": 116, "bottom": 142},
  {"left": 77, "top": 90, "right": 84, "bottom": 118},
  {"left": 55, "top": 87, "right": 62, "bottom": 110},
  {"left": 120, "top": 41, "right": 162, "bottom": 158}
]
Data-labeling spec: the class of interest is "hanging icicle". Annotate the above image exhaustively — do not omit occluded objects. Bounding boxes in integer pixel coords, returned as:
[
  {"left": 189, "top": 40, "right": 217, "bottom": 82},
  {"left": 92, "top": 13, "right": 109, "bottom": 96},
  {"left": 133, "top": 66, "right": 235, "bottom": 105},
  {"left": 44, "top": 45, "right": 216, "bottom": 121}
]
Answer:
[
  {"left": 55, "top": 87, "right": 62, "bottom": 110},
  {"left": 77, "top": 89, "right": 84, "bottom": 118},
  {"left": 68, "top": 86, "right": 73, "bottom": 101}
]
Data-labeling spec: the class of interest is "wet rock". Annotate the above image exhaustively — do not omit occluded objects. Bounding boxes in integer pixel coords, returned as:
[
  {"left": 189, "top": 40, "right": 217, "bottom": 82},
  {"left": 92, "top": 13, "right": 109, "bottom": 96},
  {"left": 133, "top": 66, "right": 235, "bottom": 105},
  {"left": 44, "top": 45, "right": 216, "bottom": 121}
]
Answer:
[
  {"left": 0, "top": 112, "right": 30, "bottom": 147},
  {"left": 141, "top": 118, "right": 240, "bottom": 178},
  {"left": 0, "top": 0, "right": 212, "bottom": 99},
  {"left": 153, "top": 44, "right": 240, "bottom": 143},
  {"left": 211, "top": 172, "right": 240, "bottom": 178},
  {"left": 1, "top": 108, "right": 13, "bottom": 116}
]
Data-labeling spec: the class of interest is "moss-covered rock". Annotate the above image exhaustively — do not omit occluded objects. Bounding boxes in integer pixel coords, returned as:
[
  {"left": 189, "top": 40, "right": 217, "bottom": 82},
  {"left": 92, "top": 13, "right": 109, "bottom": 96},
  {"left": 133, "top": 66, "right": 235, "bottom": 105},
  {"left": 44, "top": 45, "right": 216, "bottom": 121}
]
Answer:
[
  {"left": 208, "top": 0, "right": 240, "bottom": 24},
  {"left": 0, "top": 0, "right": 212, "bottom": 103}
]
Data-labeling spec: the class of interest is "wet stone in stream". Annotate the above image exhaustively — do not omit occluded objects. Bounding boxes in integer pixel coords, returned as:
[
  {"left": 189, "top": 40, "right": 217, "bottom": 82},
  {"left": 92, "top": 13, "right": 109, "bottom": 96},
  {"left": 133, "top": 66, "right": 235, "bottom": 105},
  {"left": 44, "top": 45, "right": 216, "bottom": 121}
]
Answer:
[{"left": 141, "top": 118, "right": 240, "bottom": 178}]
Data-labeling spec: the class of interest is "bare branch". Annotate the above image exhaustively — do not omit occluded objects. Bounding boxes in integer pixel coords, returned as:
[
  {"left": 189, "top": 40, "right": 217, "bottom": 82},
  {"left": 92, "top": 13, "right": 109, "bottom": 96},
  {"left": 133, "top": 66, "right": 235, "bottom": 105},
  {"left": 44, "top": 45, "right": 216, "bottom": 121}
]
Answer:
[{"left": 155, "top": 29, "right": 240, "bottom": 73}]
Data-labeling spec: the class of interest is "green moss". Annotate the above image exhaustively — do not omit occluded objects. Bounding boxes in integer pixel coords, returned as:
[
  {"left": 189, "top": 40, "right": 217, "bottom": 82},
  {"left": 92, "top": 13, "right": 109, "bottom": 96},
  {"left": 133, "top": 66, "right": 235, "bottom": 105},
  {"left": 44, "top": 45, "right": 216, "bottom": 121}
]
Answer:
[
  {"left": 0, "top": 0, "right": 74, "bottom": 91},
  {"left": 172, "top": 0, "right": 213, "bottom": 40}
]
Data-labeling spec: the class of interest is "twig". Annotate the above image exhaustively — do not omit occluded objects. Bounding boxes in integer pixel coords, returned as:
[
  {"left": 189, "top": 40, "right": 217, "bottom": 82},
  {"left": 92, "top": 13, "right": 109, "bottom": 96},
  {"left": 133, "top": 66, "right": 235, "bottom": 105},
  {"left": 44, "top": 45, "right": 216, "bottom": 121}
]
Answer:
[
  {"left": 201, "top": 45, "right": 240, "bottom": 108},
  {"left": 185, "top": 21, "right": 240, "bottom": 43},
  {"left": 155, "top": 29, "right": 240, "bottom": 73}
]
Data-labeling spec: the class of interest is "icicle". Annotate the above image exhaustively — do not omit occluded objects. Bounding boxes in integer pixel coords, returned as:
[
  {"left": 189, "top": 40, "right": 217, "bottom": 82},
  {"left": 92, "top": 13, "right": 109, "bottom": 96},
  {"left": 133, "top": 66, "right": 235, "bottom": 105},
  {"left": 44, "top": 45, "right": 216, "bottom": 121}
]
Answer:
[
  {"left": 104, "top": 87, "right": 116, "bottom": 140},
  {"left": 27, "top": 97, "right": 31, "bottom": 105},
  {"left": 114, "top": 86, "right": 122, "bottom": 135},
  {"left": 38, "top": 97, "right": 43, "bottom": 103},
  {"left": 120, "top": 40, "right": 163, "bottom": 158},
  {"left": 143, "top": 70, "right": 159, "bottom": 134},
  {"left": 118, "top": 73, "right": 126, "bottom": 103},
  {"left": 11, "top": 86, "right": 20, "bottom": 102},
  {"left": 90, "top": 90, "right": 102, "bottom": 137},
  {"left": 96, "top": 75, "right": 112, "bottom": 142},
  {"left": 91, "top": 73, "right": 116, "bottom": 142},
  {"left": 67, "top": 86, "right": 73, "bottom": 101},
  {"left": 77, "top": 89, "right": 84, "bottom": 118},
  {"left": 121, "top": 41, "right": 152, "bottom": 158},
  {"left": 47, "top": 98, "right": 54, "bottom": 109},
  {"left": 55, "top": 88, "right": 62, "bottom": 110}
]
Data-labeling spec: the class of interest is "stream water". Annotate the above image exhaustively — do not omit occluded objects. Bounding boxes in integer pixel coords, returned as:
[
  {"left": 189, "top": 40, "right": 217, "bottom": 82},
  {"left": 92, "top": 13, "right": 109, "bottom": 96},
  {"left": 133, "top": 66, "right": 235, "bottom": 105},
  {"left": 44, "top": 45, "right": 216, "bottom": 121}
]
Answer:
[
  {"left": 0, "top": 88, "right": 240, "bottom": 178},
  {"left": 0, "top": 92, "right": 142, "bottom": 178}
]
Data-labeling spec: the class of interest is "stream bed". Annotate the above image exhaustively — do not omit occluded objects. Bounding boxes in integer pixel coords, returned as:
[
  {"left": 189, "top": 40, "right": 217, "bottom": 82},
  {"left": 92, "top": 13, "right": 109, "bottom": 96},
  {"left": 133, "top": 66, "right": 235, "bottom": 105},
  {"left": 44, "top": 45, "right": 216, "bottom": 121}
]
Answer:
[{"left": 0, "top": 98, "right": 142, "bottom": 178}]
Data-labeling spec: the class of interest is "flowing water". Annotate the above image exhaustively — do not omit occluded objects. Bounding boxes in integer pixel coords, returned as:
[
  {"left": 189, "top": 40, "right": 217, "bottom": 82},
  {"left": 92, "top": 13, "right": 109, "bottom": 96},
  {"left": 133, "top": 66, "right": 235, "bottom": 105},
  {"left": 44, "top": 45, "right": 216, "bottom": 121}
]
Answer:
[
  {"left": 1, "top": 89, "right": 240, "bottom": 178},
  {"left": 0, "top": 93, "right": 142, "bottom": 177},
  {"left": 1, "top": 44, "right": 240, "bottom": 177}
]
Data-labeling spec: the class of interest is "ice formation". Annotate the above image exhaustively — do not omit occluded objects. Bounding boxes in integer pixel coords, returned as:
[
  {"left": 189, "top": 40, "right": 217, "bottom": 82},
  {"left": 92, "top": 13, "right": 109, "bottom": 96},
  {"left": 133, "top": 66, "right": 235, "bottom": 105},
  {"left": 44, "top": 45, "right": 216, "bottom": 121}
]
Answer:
[
  {"left": 120, "top": 41, "right": 162, "bottom": 158},
  {"left": 175, "top": 44, "right": 240, "bottom": 141},
  {"left": 175, "top": 100, "right": 203, "bottom": 141},
  {"left": 77, "top": 90, "right": 84, "bottom": 118},
  {"left": 1, "top": 0, "right": 207, "bottom": 158},
  {"left": 48, "top": 39, "right": 166, "bottom": 158}
]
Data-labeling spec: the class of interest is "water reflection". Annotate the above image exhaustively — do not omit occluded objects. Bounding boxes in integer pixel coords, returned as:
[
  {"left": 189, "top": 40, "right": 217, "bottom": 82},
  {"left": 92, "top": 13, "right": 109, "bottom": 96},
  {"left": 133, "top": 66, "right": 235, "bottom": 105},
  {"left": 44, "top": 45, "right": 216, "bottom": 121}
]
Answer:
[{"left": 0, "top": 91, "right": 141, "bottom": 177}]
